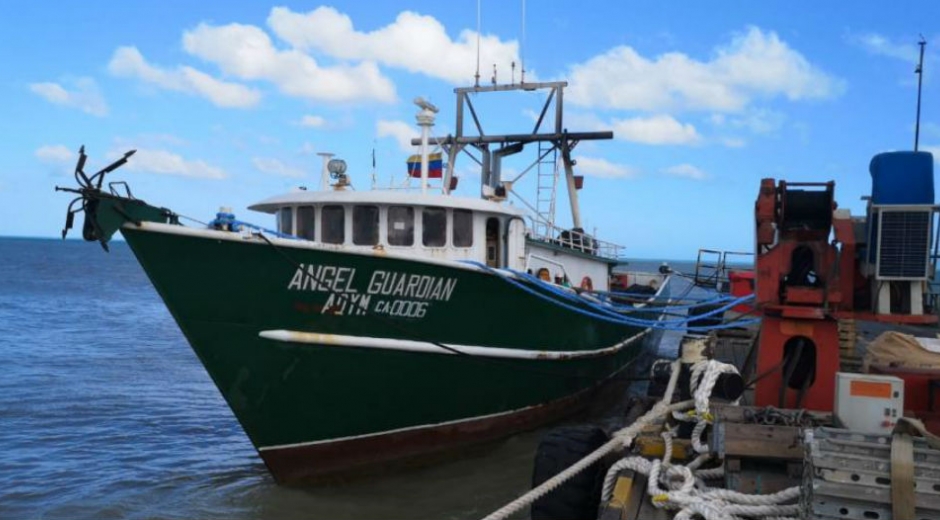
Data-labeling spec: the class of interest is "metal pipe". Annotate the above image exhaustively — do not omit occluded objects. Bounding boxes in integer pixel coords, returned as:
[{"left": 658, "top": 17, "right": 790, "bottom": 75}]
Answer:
[
  {"left": 410, "top": 131, "right": 612, "bottom": 146},
  {"left": 316, "top": 152, "right": 334, "bottom": 190},
  {"left": 560, "top": 138, "right": 582, "bottom": 229},
  {"left": 915, "top": 37, "right": 927, "bottom": 151},
  {"left": 414, "top": 98, "right": 439, "bottom": 194}
]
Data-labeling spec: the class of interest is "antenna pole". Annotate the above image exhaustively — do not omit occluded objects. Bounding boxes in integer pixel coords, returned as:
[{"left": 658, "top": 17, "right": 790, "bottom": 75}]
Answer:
[
  {"left": 915, "top": 36, "right": 927, "bottom": 152},
  {"left": 475, "top": 0, "right": 481, "bottom": 87},
  {"left": 521, "top": 0, "right": 526, "bottom": 84},
  {"left": 371, "top": 141, "right": 377, "bottom": 189},
  {"left": 317, "top": 152, "right": 334, "bottom": 190}
]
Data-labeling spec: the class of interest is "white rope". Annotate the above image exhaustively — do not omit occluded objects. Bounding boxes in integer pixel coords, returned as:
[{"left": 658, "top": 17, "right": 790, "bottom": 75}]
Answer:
[
  {"left": 480, "top": 360, "right": 688, "bottom": 520},
  {"left": 691, "top": 419, "right": 710, "bottom": 454},
  {"left": 482, "top": 357, "right": 798, "bottom": 520}
]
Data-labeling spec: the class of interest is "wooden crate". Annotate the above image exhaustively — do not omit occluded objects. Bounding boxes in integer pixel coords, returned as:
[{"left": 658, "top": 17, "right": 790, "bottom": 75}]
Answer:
[{"left": 838, "top": 318, "right": 858, "bottom": 356}]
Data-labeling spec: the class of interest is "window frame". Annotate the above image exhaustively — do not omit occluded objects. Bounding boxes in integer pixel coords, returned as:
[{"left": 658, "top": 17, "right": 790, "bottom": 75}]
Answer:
[
  {"left": 422, "top": 206, "right": 448, "bottom": 247},
  {"left": 386, "top": 205, "right": 415, "bottom": 247},
  {"left": 452, "top": 208, "right": 473, "bottom": 248},
  {"left": 296, "top": 205, "right": 316, "bottom": 241},
  {"left": 352, "top": 205, "right": 380, "bottom": 246},
  {"left": 320, "top": 204, "right": 346, "bottom": 245},
  {"left": 279, "top": 206, "right": 294, "bottom": 236}
]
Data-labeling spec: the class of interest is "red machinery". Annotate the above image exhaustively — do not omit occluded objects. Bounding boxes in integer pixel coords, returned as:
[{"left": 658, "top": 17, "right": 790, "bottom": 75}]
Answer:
[{"left": 752, "top": 179, "right": 937, "bottom": 412}]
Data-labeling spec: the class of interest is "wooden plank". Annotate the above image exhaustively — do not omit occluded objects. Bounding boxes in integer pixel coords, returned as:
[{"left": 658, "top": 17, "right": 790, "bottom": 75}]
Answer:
[
  {"left": 712, "top": 404, "right": 833, "bottom": 425},
  {"left": 598, "top": 470, "right": 638, "bottom": 520},
  {"left": 714, "top": 422, "right": 804, "bottom": 460}
]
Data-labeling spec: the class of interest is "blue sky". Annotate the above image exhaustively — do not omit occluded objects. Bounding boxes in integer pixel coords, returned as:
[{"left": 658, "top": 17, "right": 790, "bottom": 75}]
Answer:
[{"left": 2, "top": 1, "right": 938, "bottom": 259}]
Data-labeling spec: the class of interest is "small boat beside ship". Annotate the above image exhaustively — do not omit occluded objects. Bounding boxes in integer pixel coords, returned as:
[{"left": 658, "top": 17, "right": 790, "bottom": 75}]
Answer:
[{"left": 57, "top": 81, "right": 671, "bottom": 483}]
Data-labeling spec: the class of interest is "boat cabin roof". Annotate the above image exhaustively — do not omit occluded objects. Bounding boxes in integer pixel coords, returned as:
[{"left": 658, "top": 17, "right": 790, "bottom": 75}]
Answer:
[{"left": 249, "top": 189, "right": 525, "bottom": 217}]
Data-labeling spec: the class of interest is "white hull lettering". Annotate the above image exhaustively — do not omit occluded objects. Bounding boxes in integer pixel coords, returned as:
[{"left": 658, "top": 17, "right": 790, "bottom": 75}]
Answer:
[
  {"left": 366, "top": 270, "right": 458, "bottom": 302},
  {"left": 292, "top": 267, "right": 458, "bottom": 320},
  {"left": 374, "top": 299, "right": 428, "bottom": 319},
  {"left": 321, "top": 293, "right": 372, "bottom": 316},
  {"left": 287, "top": 264, "right": 358, "bottom": 294}
]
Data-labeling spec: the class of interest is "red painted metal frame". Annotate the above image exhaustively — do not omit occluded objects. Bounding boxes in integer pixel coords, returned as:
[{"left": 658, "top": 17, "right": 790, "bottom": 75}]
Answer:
[{"left": 752, "top": 178, "right": 934, "bottom": 412}]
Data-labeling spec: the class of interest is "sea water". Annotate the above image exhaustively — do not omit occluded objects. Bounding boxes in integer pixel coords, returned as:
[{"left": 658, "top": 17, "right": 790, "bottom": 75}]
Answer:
[{"left": 0, "top": 237, "right": 693, "bottom": 519}]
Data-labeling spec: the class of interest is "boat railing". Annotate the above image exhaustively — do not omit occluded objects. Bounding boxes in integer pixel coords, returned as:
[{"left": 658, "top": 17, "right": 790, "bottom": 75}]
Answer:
[
  {"left": 693, "top": 248, "right": 755, "bottom": 292},
  {"left": 526, "top": 217, "right": 624, "bottom": 259}
]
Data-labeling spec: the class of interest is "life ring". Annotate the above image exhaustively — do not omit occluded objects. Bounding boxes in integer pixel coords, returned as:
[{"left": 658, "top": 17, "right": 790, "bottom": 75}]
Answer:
[{"left": 580, "top": 276, "right": 593, "bottom": 291}]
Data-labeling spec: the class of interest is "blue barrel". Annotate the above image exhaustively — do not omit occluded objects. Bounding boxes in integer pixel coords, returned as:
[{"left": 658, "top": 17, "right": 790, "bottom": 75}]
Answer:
[{"left": 869, "top": 151, "right": 934, "bottom": 204}]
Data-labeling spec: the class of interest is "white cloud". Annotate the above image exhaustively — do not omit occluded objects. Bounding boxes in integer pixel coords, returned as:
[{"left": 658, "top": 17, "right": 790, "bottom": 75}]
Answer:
[
  {"left": 108, "top": 46, "right": 261, "bottom": 108},
  {"left": 377, "top": 119, "right": 418, "bottom": 152},
  {"left": 568, "top": 26, "right": 842, "bottom": 113},
  {"left": 267, "top": 6, "right": 521, "bottom": 85},
  {"left": 849, "top": 33, "right": 922, "bottom": 63},
  {"left": 252, "top": 157, "right": 306, "bottom": 178},
  {"left": 35, "top": 144, "right": 75, "bottom": 163},
  {"left": 573, "top": 156, "right": 638, "bottom": 179},
  {"left": 612, "top": 115, "right": 701, "bottom": 145},
  {"left": 299, "top": 115, "right": 326, "bottom": 128},
  {"left": 663, "top": 163, "right": 709, "bottom": 180},
  {"left": 712, "top": 107, "right": 786, "bottom": 134},
  {"left": 122, "top": 148, "right": 227, "bottom": 179},
  {"left": 720, "top": 137, "right": 746, "bottom": 148},
  {"left": 182, "top": 22, "right": 395, "bottom": 103},
  {"left": 29, "top": 78, "right": 108, "bottom": 116}
]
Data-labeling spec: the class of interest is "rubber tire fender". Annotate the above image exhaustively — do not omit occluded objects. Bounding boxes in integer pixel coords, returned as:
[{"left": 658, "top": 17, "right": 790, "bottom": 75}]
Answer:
[{"left": 530, "top": 425, "right": 609, "bottom": 520}]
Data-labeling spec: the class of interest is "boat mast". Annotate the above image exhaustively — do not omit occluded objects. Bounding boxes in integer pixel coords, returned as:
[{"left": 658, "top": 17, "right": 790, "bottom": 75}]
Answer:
[
  {"left": 414, "top": 97, "right": 439, "bottom": 194},
  {"left": 317, "top": 152, "right": 334, "bottom": 190},
  {"left": 413, "top": 81, "right": 612, "bottom": 231}
]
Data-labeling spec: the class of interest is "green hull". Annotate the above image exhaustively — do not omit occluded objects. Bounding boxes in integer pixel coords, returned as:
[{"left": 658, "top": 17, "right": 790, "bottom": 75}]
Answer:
[{"left": 115, "top": 222, "right": 665, "bottom": 481}]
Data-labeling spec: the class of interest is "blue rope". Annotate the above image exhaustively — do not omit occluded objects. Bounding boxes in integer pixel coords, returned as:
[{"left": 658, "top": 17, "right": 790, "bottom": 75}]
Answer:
[
  {"left": 503, "top": 265, "right": 754, "bottom": 326},
  {"left": 462, "top": 261, "right": 757, "bottom": 331},
  {"left": 505, "top": 267, "right": 744, "bottom": 311}
]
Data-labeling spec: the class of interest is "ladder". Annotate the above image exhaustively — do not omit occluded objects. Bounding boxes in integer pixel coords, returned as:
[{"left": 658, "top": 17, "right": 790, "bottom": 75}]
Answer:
[{"left": 534, "top": 140, "right": 558, "bottom": 238}]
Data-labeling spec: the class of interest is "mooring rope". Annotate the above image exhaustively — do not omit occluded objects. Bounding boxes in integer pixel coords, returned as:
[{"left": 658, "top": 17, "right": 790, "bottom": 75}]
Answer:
[{"left": 482, "top": 358, "right": 800, "bottom": 520}]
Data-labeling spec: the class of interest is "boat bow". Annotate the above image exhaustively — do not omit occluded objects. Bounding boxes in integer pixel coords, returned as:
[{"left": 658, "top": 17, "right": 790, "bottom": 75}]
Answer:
[{"left": 56, "top": 146, "right": 178, "bottom": 250}]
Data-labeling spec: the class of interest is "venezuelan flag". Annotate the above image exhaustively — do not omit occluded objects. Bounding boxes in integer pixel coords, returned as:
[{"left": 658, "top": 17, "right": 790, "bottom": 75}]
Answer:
[{"left": 406, "top": 153, "right": 443, "bottom": 178}]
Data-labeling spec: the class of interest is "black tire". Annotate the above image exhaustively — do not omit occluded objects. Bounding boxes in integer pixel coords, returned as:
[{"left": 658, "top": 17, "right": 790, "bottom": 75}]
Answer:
[
  {"left": 687, "top": 302, "right": 724, "bottom": 329},
  {"left": 530, "top": 425, "right": 609, "bottom": 520}
]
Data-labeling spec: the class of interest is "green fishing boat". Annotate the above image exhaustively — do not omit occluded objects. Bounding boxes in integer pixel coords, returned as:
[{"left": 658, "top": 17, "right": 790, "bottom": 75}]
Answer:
[{"left": 58, "top": 81, "right": 671, "bottom": 483}]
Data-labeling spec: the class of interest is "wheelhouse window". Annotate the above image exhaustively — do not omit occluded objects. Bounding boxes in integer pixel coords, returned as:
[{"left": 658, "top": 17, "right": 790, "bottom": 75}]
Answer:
[
  {"left": 278, "top": 207, "right": 293, "bottom": 235},
  {"left": 387, "top": 206, "right": 414, "bottom": 246},
  {"left": 321, "top": 205, "right": 345, "bottom": 244},
  {"left": 422, "top": 207, "right": 447, "bottom": 247},
  {"left": 353, "top": 205, "right": 379, "bottom": 245},
  {"left": 453, "top": 209, "right": 473, "bottom": 247},
  {"left": 296, "top": 206, "right": 315, "bottom": 240}
]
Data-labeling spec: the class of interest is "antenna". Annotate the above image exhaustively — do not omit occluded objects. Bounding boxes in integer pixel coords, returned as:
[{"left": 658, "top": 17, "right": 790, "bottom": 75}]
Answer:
[
  {"left": 475, "top": 0, "right": 481, "bottom": 87},
  {"left": 915, "top": 36, "right": 927, "bottom": 152},
  {"left": 521, "top": 0, "right": 526, "bottom": 84},
  {"left": 371, "top": 140, "right": 377, "bottom": 190}
]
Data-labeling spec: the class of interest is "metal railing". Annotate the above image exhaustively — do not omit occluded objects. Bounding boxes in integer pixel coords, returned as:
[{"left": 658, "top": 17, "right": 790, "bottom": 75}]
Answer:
[
  {"left": 526, "top": 216, "right": 624, "bottom": 259},
  {"left": 693, "top": 248, "right": 755, "bottom": 292}
]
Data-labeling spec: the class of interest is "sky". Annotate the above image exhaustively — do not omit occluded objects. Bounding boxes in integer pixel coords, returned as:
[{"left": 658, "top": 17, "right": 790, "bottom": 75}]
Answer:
[{"left": 2, "top": 1, "right": 939, "bottom": 259}]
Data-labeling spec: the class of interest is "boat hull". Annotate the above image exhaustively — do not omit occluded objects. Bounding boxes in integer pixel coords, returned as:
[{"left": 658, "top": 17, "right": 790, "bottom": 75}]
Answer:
[{"left": 120, "top": 223, "right": 665, "bottom": 482}]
